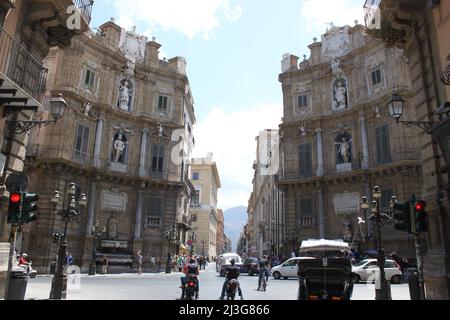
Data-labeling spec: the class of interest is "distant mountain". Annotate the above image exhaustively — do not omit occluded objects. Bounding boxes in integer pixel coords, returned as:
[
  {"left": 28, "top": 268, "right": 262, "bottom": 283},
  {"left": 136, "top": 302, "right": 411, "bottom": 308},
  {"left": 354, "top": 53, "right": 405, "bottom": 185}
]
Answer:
[{"left": 223, "top": 206, "right": 247, "bottom": 252}]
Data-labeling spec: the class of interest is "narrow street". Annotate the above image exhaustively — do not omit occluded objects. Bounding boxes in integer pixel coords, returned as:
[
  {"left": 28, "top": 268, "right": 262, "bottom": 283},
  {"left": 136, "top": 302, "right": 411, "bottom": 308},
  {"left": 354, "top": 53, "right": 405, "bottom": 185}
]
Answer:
[{"left": 25, "top": 263, "right": 410, "bottom": 300}]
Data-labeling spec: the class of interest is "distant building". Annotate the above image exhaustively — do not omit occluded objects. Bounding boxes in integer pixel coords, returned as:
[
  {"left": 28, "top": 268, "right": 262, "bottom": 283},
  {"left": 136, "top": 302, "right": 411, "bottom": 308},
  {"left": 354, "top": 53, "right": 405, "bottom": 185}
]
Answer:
[
  {"left": 190, "top": 154, "right": 222, "bottom": 260},
  {"left": 216, "top": 209, "right": 225, "bottom": 255}
]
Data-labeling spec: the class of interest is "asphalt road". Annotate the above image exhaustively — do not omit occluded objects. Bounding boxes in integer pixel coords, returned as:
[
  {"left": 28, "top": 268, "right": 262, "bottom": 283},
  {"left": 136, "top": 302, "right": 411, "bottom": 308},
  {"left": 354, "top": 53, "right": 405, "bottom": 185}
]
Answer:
[{"left": 25, "top": 263, "right": 411, "bottom": 300}]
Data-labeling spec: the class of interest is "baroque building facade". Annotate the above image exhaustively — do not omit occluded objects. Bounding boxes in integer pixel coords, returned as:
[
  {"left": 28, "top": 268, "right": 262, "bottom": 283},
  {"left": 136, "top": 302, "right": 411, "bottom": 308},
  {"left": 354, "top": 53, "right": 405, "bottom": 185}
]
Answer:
[
  {"left": 0, "top": 0, "right": 93, "bottom": 297},
  {"left": 364, "top": 0, "right": 450, "bottom": 299},
  {"left": 20, "top": 20, "right": 196, "bottom": 273},
  {"left": 278, "top": 24, "right": 423, "bottom": 258}
]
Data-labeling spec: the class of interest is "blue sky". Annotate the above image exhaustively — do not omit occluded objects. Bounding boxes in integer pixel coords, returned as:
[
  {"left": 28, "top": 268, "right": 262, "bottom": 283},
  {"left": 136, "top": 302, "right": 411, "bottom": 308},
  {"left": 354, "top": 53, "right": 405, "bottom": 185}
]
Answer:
[{"left": 91, "top": 0, "right": 365, "bottom": 210}]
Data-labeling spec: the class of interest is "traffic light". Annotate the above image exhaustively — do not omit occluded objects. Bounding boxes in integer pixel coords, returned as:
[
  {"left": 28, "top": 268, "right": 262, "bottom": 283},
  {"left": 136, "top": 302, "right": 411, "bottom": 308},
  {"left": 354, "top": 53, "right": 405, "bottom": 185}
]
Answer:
[
  {"left": 7, "top": 193, "right": 22, "bottom": 224},
  {"left": 392, "top": 201, "right": 412, "bottom": 233},
  {"left": 414, "top": 200, "right": 428, "bottom": 233},
  {"left": 21, "top": 192, "right": 39, "bottom": 224},
  {"left": 52, "top": 233, "right": 64, "bottom": 245}
]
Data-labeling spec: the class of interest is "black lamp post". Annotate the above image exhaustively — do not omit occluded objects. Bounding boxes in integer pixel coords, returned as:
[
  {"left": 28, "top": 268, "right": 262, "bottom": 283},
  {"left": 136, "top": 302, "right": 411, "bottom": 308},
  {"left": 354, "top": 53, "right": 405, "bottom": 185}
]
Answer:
[
  {"left": 191, "top": 231, "right": 197, "bottom": 255},
  {"left": 49, "top": 183, "right": 87, "bottom": 300},
  {"left": 388, "top": 92, "right": 439, "bottom": 131},
  {"left": 89, "top": 221, "right": 106, "bottom": 276},
  {"left": 165, "top": 226, "right": 177, "bottom": 274},
  {"left": 7, "top": 94, "right": 67, "bottom": 134},
  {"left": 361, "top": 186, "right": 392, "bottom": 300}
]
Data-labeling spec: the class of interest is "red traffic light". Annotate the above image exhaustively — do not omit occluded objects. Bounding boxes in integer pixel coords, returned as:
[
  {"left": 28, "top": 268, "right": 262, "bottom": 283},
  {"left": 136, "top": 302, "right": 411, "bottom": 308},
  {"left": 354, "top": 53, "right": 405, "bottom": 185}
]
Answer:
[
  {"left": 10, "top": 193, "right": 21, "bottom": 203},
  {"left": 415, "top": 201, "right": 426, "bottom": 212}
]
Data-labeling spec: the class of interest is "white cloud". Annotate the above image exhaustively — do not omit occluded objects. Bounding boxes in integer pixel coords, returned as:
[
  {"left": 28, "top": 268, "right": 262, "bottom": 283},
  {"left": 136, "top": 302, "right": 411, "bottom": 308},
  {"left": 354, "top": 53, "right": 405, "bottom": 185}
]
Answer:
[
  {"left": 109, "top": 0, "right": 242, "bottom": 39},
  {"left": 192, "top": 104, "right": 282, "bottom": 210},
  {"left": 300, "top": 0, "right": 364, "bottom": 34}
]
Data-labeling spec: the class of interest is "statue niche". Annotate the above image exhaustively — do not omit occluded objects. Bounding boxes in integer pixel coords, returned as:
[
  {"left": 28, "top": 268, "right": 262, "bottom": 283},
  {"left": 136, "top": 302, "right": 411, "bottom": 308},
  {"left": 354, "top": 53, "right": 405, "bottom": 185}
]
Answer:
[
  {"left": 117, "top": 78, "right": 134, "bottom": 112},
  {"left": 332, "top": 77, "right": 349, "bottom": 111},
  {"left": 112, "top": 132, "right": 128, "bottom": 164},
  {"left": 335, "top": 131, "right": 352, "bottom": 165}
]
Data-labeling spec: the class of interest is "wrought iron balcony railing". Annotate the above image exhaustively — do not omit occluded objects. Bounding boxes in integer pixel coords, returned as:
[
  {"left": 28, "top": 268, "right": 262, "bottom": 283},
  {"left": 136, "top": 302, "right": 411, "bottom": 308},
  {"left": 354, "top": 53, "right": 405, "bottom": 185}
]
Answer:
[
  {"left": 74, "top": 0, "right": 95, "bottom": 24},
  {"left": 0, "top": 24, "right": 48, "bottom": 102}
]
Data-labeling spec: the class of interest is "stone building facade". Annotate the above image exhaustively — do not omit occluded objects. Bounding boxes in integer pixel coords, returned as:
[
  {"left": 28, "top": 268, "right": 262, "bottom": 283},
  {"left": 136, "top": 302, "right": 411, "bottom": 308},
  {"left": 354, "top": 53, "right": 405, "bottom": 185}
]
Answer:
[
  {"left": 216, "top": 208, "right": 225, "bottom": 256},
  {"left": 278, "top": 24, "right": 423, "bottom": 258},
  {"left": 364, "top": 0, "right": 450, "bottom": 299},
  {"left": 0, "top": 0, "right": 92, "bottom": 297},
  {"left": 190, "top": 155, "right": 221, "bottom": 260},
  {"left": 247, "top": 130, "right": 284, "bottom": 258},
  {"left": 20, "top": 20, "right": 196, "bottom": 274}
]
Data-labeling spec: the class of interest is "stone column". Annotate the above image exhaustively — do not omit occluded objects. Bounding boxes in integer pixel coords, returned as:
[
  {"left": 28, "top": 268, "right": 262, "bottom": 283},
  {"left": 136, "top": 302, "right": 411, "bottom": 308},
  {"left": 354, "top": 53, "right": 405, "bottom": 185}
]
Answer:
[
  {"left": 139, "top": 129, "right": 149, "bottom": 177},
  {"left": 93, "top": 115, "right": 105, "bottom": 168},
  {"left": 86, "top": 181, "right": 97, "bottom": 234},
  {"left": 316, "top": 129, "right": 324, "bottom": 176},
  {"left": 360, "top": 114, "right": 370, "bottom": 169},
  {"left": 134, "top": 190, "right": 144, "bottom": 240},
  {"left": 317, "top": 186, "right": 326, "bottom": 239}
]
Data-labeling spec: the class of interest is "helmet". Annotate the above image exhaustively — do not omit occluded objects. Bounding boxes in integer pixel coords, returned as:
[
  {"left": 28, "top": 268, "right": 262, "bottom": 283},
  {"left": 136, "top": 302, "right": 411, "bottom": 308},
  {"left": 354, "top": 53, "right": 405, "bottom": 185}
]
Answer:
[
  {"left": 22, "top": 253, "right": 28, "bottom": 258},
  {"left": 230, "top": 259, "right": 235, "bottom": 265}
]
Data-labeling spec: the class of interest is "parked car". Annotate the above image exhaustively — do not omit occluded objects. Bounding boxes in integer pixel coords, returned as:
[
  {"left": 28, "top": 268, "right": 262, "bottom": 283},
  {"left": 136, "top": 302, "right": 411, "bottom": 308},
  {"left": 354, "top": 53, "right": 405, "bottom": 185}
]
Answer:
[
  {"left": 271, "top": 257, "right": 314, "bottom": 280},
  {"left": 241, "top": 258, "right": 259, "bottom": 276},
  {"left": 218, "top": 253, "right": 243, "bottom": 277},
  {"left": 352, "top": 259, "right": 403, "bottom": 284}
]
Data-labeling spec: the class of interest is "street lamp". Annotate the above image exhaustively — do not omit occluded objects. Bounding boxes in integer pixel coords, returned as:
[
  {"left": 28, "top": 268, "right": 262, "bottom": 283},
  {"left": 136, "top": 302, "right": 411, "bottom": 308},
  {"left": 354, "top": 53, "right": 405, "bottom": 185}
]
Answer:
[
  {"left": 361, "top": 186, "right": 392, "bottom": 300},
  {"left": 165, "top": 226, "right": 177, "bottom": 274},
  {"left": 49, "top": 183, "right": 87, "bottom": 300},
  {"left": 7, "top": 94, "right": 67, "bottom": 134},
  {"left": 388, "top": 93, "right": 438, "bottom": 131},
  {"left": 89, "top": 221, "right": 106, "bottom": 276}
]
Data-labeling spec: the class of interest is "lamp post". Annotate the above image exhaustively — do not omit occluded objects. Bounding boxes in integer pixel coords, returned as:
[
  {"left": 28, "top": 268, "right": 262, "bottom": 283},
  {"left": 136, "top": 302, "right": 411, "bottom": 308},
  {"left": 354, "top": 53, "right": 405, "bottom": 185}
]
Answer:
[
  {"left": 361, "top": 186, "right": 392, "bottom": 300},
  {"left": 165, "top": 226, "right": 177, "bottom": 274},
  {"left": 388, "top": 92, "right": 439, "bottom": 131},
  {"left": 89, "top": 221, "right": 106, "bottom": 276},
  {"left": 190, "top": 231, "right": 197, "bottom": 255},
  {"left": 6, "top": 94, "right": 67, "bottom": 134},
  {"left": 49, "top": 183, "right": 87, "bottom": 300}
]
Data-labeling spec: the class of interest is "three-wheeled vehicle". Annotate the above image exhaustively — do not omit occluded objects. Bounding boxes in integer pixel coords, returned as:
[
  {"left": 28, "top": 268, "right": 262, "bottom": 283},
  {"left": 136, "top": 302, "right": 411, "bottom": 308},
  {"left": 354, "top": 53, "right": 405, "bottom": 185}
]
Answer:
[{"left": 297, "top": 239, "right": 356, "bottom": 301}]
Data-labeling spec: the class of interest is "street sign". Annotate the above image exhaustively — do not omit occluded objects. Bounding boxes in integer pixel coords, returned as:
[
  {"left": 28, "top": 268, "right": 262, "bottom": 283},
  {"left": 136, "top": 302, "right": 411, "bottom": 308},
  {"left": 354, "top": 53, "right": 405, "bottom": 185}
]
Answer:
[{"left": 5, "top": 173, "right": 29, "bottom": 192}]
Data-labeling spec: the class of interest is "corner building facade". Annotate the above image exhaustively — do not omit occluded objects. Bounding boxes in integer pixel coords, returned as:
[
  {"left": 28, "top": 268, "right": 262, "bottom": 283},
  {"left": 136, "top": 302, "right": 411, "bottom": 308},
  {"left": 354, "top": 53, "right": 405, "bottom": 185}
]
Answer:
[
  {"left": 279, "top": 24, "right": 423, "bottom": 258},
  {"left": 21, "top": 20, "right": 196, "bottom": 273}
]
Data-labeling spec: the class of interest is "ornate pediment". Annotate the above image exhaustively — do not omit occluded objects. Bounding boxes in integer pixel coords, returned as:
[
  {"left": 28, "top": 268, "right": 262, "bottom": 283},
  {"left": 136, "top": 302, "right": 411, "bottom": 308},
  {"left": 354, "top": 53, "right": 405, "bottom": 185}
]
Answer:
[
  {"left": 119, "top": 27, "right": 147, "bottom": 62},
  {"left": 321, "top": 25, "right": 351, "bottom": 60}
]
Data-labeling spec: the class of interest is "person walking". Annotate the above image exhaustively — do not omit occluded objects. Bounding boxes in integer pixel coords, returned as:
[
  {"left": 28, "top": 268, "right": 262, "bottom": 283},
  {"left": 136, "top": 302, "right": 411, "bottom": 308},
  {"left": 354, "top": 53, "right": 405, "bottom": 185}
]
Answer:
[
  {"left": 137, "top": 250, "right": 143, "bottom": 275},
  {"left": 257, "top": 255, "right": 270, "bottom": 291},
  {"left": 150, "top": 255, "right": 156, "bottom": 273}
]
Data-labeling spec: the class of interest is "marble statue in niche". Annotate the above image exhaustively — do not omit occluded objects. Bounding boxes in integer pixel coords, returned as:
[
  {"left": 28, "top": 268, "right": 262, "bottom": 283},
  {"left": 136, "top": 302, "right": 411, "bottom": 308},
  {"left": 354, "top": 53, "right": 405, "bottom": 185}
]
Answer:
[
  {"left": 118, "top": 79, "right": 133, "bottom": 112},
  {"left": 332, "top": 77, "right": 349, "bottom": 110},
  {"left": 108, "top": 215, "right": 118, "bottom": 241},
  {"left": 112, "top": 132, "right": 128, "bottom": 163},
  {"left": 335, "top": 130, "right": 352, "bottom": 164}
]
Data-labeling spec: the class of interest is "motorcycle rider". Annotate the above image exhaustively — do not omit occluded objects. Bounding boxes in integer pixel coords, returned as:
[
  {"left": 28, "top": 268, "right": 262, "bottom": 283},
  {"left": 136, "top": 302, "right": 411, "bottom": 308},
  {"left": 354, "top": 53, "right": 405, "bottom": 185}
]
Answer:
[
  {"left": 181, "top": 257, "right": 200, "bottom": 300},
  {"left": 18, "top": 253, "right": 31, "bottom": 273},
  {"left": 219, "top": 259, "right": 244, "bottom": 300}
]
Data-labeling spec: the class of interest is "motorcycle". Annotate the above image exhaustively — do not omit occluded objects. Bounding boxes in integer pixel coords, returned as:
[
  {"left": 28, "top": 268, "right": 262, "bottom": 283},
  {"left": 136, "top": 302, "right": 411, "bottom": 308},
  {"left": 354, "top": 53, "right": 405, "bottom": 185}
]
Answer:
[
  {"left": 20, "top": 262, "right": 37, "bottom": 279},
  {"left": 226, "top": 279, "right": 240, "bottom": 300},
  {"left": 184, "top": 275, "right": 199, "bottom": 300}
]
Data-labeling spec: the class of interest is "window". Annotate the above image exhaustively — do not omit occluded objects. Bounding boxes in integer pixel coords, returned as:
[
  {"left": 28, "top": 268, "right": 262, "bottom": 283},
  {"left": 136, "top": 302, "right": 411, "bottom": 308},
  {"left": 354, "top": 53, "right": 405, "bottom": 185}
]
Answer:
[
  {"left": 0, "top": 8, "right": 6, "bottom": 27},
  {"left": 375, "top": 125, "right": 392, "bottom": 165},
  {"left": 145, "top": 197, "right": 163, "bottom": 227},
  {"left": 191, "top": 214, "right": 197, "bottom": 222},
  {"left": 297, "top": 198, "right": 314, "bottom": 226},
  {"left": 297, "top": 94, "right": 308, "bottom": 109},
  {"left": 151, "top": 145, "right": 165, "bottom": 177},
  {"left": 371, "top": 68, "right": 382, "bottom": 86},
  {"left": 192, "top": 172, "right": 200, "bottom": 181},
  {"left": 158, "top": 95, "right": 169, "bottom": 111},
  {"left": 83, "top": 69, "right": 96, "bottom": 88},
  {"left": 299, "top": 144, "right": 312, "bottom": 178},
  {"left": 192, "top": 189, "right": 200, "bottom": 205},
  {"left": 73, "top": 123, "right": 89, "bottom": 160}
]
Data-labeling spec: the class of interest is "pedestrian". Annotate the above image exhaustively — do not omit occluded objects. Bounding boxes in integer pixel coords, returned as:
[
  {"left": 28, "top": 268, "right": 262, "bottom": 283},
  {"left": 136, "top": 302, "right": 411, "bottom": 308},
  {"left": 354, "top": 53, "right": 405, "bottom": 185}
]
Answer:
[
  {"left": 67, "top": 252, "right": 74, "bottom": 266},
  {"left": 137, "top": 250, "right": 143, "bottom": 275},
  {"left": 150, "top": 255, "right": 156, "bottom": 272}
]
